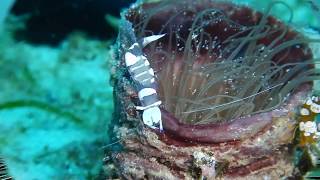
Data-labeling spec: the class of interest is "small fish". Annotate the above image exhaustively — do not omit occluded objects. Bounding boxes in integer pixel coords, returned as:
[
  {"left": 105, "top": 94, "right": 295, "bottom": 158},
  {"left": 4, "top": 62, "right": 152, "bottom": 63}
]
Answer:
[{"left": 0, "top": 157, "right": 12, "bottom": 180}]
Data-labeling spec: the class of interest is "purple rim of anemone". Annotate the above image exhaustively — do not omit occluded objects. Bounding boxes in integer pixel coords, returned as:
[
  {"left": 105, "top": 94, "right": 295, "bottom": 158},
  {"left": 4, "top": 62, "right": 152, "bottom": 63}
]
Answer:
[
  {"left": 161, "top": 108, "right": 272, "bottom": 143},
  {"left": 159, "top": 84, "right": 309, "bottom": 144}
]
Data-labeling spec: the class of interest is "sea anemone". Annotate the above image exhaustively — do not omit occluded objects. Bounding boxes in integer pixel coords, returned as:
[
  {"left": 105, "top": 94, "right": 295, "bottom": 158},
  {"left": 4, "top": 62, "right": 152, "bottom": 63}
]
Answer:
[
  {"left": 126, "top": 0, "right": 315, "bottom": 122},
  {"left": 122, "top": 0, "right": 319, "bottom": 143},
  {"left": 110, "top": 0, "right": 320, "bottom": 178}
]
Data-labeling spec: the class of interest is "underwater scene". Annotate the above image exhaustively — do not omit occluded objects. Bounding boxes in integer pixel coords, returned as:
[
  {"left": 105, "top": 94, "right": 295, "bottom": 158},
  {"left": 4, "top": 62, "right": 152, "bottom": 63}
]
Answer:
[{"left": 1, "top": 0, "right": 320, "bottom": 179}]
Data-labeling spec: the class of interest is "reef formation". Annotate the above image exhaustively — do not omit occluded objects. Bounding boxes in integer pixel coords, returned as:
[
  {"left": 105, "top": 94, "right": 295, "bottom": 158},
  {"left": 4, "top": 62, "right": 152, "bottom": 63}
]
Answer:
[{"left": 106, "top": 0, "right": 320, "bottom": 179}]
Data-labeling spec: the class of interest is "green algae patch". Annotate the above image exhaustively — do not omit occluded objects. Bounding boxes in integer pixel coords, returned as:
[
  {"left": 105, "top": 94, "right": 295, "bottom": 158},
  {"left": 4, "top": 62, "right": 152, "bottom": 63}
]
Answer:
[{"left": 0, "top": 100, "right": 84, "bottom": 125}]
